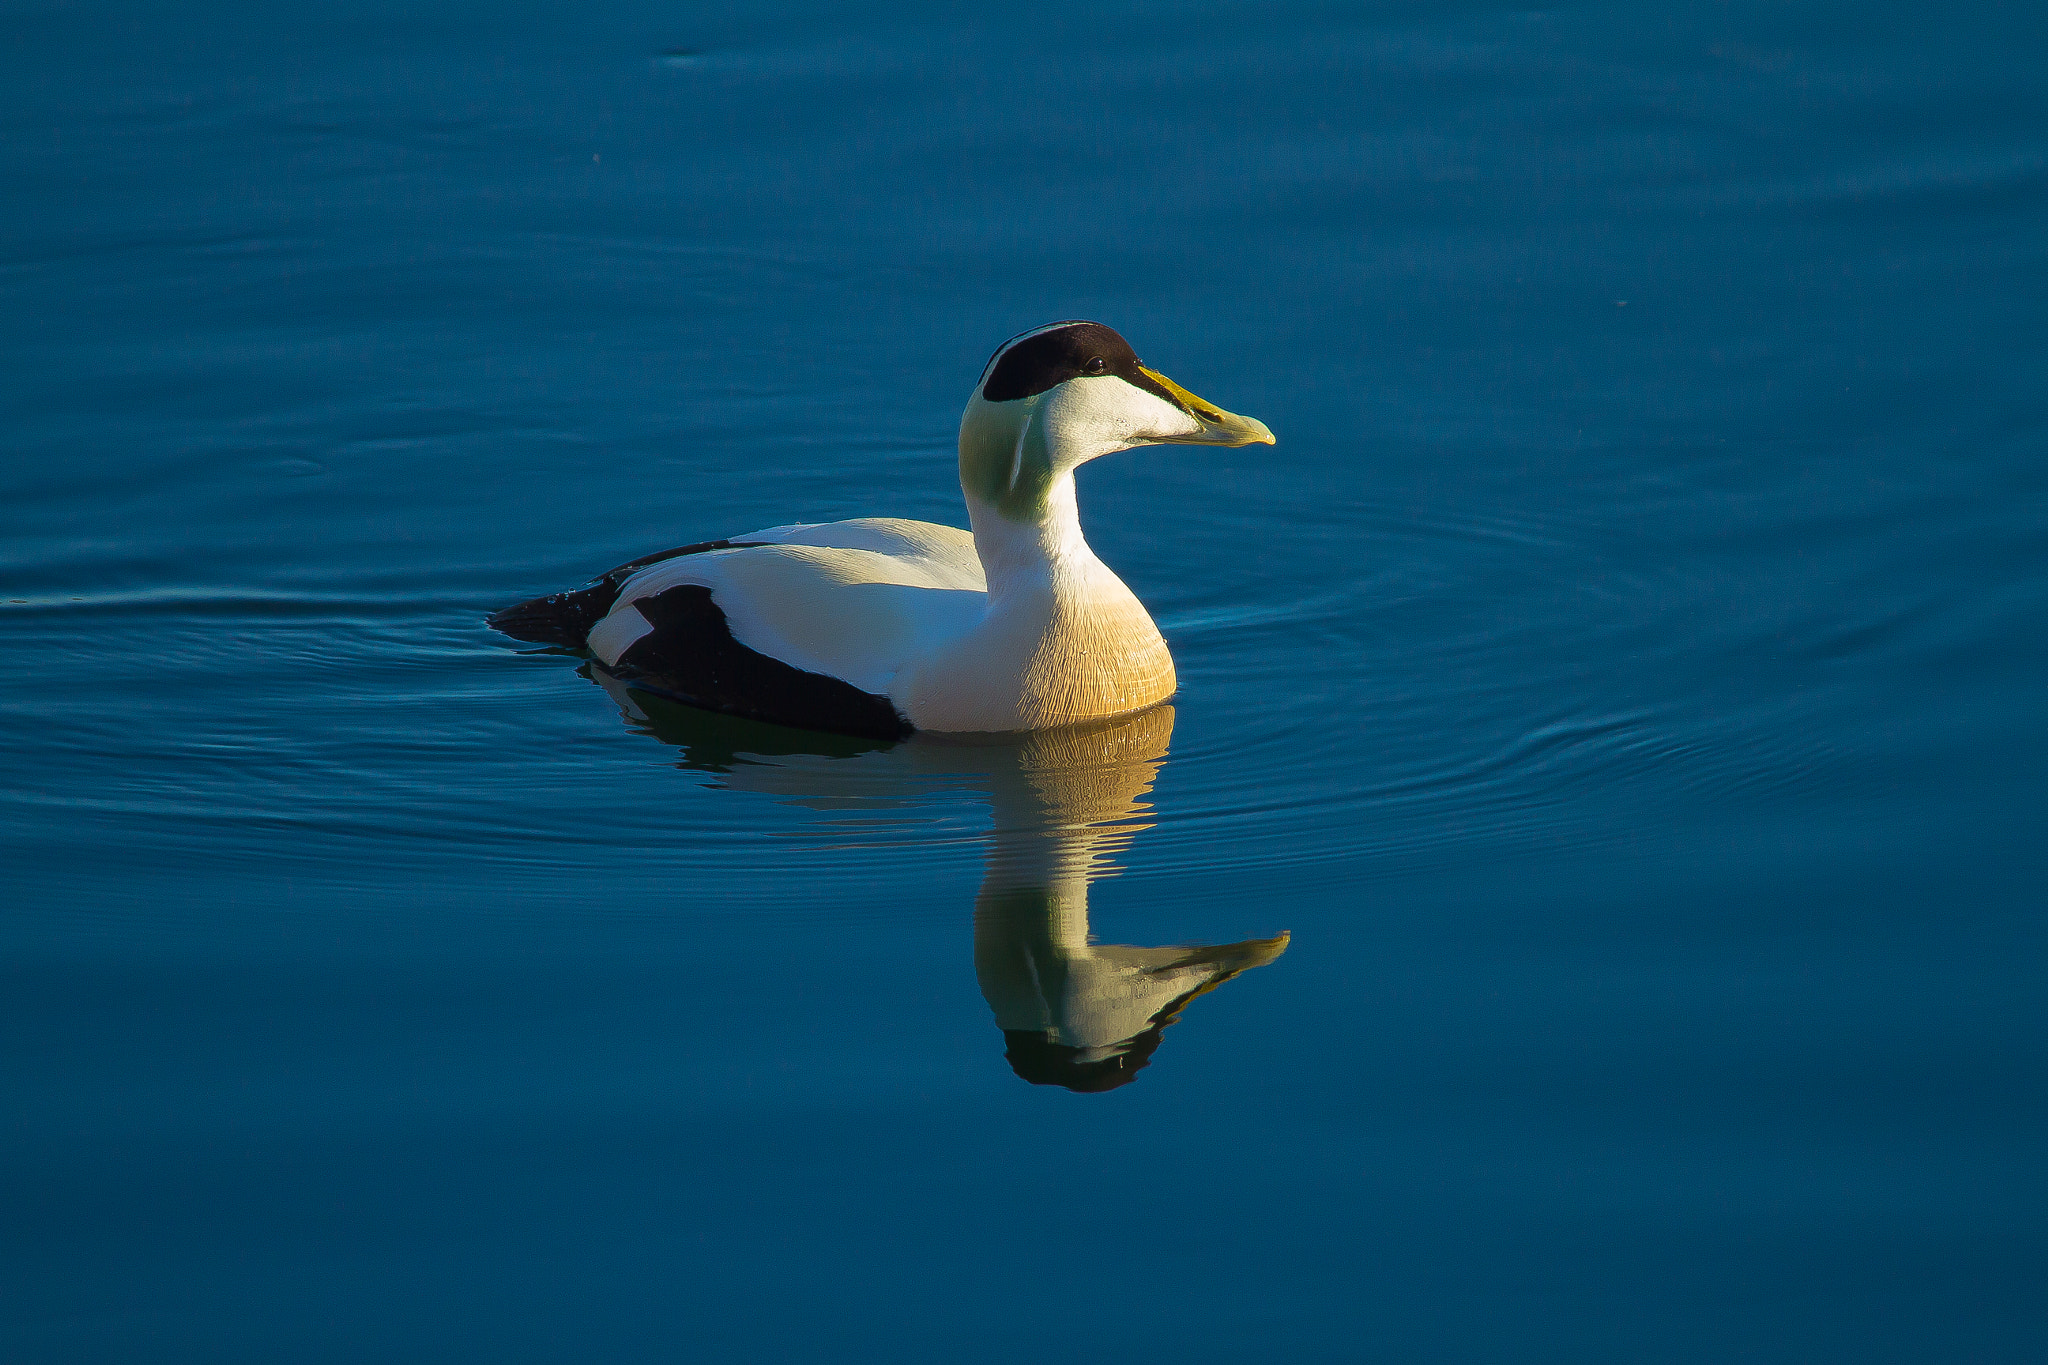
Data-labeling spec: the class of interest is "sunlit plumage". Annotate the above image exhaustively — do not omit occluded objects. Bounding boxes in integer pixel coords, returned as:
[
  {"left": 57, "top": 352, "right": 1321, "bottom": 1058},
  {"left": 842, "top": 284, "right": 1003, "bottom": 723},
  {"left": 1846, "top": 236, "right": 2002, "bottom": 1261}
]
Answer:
[{"left": 489, "top": 321, "right": 1274, "bottom": 735}]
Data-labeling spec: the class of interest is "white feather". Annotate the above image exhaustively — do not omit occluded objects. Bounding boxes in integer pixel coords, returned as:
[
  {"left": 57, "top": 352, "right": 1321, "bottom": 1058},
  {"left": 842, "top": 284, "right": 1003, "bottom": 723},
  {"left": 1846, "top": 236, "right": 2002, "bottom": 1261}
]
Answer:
[
  {"left": 587, "top": 603, "right": 653, "bottom": 665},
  {"left": 603, "top": 519, "right": 986, "bottom": 695}
]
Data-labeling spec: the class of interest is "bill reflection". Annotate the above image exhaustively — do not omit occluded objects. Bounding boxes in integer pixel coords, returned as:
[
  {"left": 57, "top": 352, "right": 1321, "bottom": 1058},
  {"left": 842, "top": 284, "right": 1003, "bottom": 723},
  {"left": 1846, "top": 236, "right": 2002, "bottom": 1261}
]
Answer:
[{"left": 591, "top": 668, "right": 1287, "bottom": 1091}]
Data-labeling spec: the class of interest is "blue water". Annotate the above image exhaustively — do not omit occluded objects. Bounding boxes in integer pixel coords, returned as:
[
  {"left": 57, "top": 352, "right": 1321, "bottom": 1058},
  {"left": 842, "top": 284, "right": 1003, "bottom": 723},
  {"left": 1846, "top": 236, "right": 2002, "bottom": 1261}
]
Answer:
[{"left": 5, "top": 2, "right": 2045, "bottom": 1359}]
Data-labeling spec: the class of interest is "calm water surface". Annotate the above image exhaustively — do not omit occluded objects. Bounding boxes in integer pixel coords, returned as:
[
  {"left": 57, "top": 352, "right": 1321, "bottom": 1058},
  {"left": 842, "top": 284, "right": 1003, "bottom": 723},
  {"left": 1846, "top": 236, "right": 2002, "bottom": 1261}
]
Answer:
[{"left": 4, "top": 1, "right": 2045, "bottom": 1360}]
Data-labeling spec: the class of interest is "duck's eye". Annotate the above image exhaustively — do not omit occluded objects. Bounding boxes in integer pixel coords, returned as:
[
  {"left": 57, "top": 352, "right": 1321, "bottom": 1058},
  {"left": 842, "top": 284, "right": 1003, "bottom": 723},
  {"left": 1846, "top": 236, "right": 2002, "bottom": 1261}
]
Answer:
[{"left": 1083, "top": 356, "right": 1107, "bottom": 375}]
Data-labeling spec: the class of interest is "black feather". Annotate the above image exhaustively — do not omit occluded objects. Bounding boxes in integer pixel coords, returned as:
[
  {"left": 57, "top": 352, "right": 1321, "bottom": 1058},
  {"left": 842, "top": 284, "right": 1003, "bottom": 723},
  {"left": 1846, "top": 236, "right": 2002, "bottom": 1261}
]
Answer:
[
  {"left": 485, "top": 538, "right": 746, "bottom": 647},
  {"left": 608, "top": 585, "right": 913, "bottom": 740}
]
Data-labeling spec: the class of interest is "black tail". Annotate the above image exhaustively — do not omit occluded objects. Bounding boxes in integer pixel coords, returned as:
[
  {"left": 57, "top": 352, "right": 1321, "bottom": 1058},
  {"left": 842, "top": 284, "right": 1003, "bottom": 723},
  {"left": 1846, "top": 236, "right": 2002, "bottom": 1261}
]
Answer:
[
  {"left": 485, "top": 538, "right": 747, "bottom": 648},
  {"left": 486, "top": 585, "right": 617, "bottom": 647}
]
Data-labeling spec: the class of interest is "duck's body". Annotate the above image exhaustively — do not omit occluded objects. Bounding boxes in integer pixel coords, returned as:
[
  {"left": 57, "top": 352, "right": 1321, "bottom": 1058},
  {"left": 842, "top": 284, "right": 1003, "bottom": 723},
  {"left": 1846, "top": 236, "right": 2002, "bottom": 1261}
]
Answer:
[{"left": 489, "top": 322, "right": 1272, "bottom": 736}]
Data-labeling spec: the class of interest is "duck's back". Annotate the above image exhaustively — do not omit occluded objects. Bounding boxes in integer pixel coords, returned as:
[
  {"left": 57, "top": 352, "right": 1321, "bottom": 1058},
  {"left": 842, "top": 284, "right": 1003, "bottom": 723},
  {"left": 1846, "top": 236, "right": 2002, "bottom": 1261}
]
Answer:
[{"left": 737, "top": 517, "right": 981, "bottom": 573}]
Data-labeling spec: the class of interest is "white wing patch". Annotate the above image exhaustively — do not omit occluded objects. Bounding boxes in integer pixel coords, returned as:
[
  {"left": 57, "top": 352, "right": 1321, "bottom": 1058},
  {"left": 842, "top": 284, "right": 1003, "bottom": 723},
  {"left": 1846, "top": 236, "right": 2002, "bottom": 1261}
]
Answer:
[
  {"left": 586, "top": 601, "right": 656, "bottom": 662},
  {"left": 591, "top": 518, "right": 988, "bottom": 696}
]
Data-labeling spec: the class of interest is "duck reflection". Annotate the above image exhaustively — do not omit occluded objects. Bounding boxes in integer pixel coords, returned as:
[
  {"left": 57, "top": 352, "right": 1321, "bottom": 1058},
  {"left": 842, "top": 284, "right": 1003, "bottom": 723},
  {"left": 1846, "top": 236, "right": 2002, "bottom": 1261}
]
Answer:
[
  {"left": 968, "top": 710, "right": 1288, "bottom": 1091},
  {"left": 587, "top": 666, "right": 1287, "bottom": 1091}
]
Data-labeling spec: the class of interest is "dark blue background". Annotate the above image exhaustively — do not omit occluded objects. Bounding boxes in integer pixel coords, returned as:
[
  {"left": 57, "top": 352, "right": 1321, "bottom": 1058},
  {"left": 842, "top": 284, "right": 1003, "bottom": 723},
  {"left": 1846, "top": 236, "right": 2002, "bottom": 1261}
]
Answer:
[{"left": 4, "top": 2, "right": 2044, "bottom": 1360}]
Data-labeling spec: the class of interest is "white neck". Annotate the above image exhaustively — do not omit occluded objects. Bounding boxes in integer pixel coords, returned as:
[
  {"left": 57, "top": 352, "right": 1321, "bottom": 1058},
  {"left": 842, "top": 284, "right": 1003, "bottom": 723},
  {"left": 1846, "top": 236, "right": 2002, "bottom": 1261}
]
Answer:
[
  {"left": 964, "top": 471, "right": 1092, "bottom": 592},
  {"left": 888, "top": 475, "right": 1176, "bottom": 732}
]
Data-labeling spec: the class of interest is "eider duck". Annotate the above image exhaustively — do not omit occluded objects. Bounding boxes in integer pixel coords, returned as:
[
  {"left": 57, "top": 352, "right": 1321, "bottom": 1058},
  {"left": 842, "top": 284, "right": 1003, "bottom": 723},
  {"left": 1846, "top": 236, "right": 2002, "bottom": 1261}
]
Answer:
[{"left": 488, "top": 321, "right": 1275, "bottom": 736}]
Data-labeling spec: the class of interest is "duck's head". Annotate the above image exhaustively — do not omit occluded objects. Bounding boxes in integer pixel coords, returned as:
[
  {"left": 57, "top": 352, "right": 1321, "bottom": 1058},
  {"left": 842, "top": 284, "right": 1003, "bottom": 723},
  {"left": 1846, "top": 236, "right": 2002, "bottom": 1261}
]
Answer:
[{"left": 959, "top": 320, "right": 1275, "bottom": 521}]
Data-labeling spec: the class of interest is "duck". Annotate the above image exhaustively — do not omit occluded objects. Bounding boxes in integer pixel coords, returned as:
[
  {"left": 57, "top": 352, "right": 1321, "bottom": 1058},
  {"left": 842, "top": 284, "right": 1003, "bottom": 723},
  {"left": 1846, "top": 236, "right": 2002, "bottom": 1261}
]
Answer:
[{"left": 488, "top": 320, "right": 1275, "bottom": 736}]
